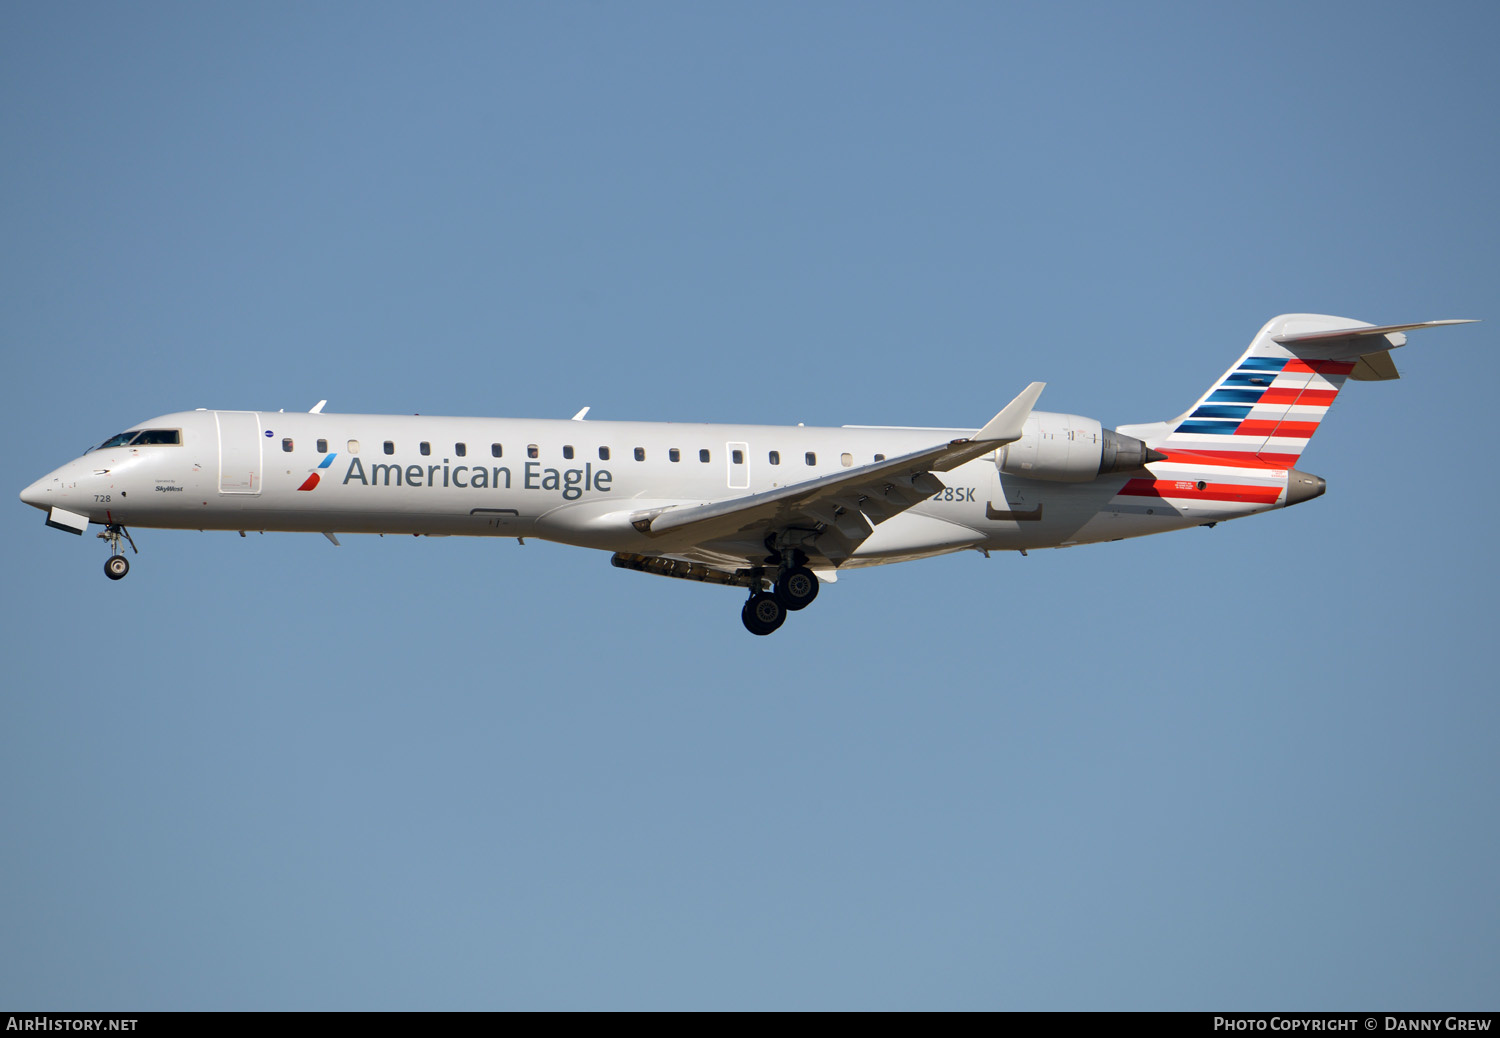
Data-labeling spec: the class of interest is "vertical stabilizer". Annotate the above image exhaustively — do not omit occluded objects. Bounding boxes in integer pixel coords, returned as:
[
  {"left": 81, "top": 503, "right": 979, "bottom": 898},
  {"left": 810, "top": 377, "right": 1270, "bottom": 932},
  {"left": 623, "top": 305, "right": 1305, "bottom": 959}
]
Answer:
[{"left": 1156, "top": 315, "right": 1471, "bottom": 467}]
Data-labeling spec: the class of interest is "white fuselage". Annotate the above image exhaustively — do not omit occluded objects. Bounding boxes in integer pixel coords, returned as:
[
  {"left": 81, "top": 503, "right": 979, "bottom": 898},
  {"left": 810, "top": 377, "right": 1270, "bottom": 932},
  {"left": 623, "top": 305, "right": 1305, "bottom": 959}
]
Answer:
[{"left": 21, "top": 408, "right": 1290, "bottom": 567}]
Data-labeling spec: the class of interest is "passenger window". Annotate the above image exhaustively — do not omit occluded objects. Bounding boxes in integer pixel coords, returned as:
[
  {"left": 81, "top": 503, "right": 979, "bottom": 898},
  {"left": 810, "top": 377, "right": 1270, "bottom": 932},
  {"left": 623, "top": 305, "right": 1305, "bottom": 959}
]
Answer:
[
  {"left": 769, "top": 451, "right": 780, "bottom": 465},
  {"left": 420, "top": 442, "right": 431, "bottom": 456},
  {"left": 455, "top": 443, "right": 466, "bottom": 457},
  {"left": 841, "top": 453, "right": 853, "bottom": 467},
  {"left": 874, "top": 454, "right": 886, "bottom": 462},
  {"left": 699, "top": 449, "right": 711, "bottom": 463},
  {"left": 317, "top": 439, "right": 328, "bottom": 453},
  {"left": 634, "top": 447, "right": 645, "bottom": 461},
  {"left": 527, "top": 444, "right": 539, "bottom": 459},
  {"left": 669, "top": 449, "right": 680, "bottom": 462},
  {"left": 384, "top": 441, "right": 395, "bottom": 455},
  {"left": 598, "top": 446, "right": 610, "bottom": 461},
  {"left": 282, "top": 438, "right": 294, "bottom": 452},
  {"left": 563, "top": 445, "right": 574, "bottom": 460},
  {"left": 732, "top": 449, "right": 744, "bottom": 464},
  {"left": 348, "top": 439, "right": 360, "bottom": 454},
  {"left": 491, "top": 443, "right": 503, "bottom": 458},
  {"left": 805, "top": 452, "right": 816, "bottom": 466}
]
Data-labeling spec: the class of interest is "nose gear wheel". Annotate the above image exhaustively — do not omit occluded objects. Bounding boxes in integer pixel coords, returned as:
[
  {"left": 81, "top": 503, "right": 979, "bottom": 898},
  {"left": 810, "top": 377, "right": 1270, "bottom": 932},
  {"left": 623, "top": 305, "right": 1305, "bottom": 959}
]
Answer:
[{"left": 97, "top": 524, "right": 138, "bottom": 580}]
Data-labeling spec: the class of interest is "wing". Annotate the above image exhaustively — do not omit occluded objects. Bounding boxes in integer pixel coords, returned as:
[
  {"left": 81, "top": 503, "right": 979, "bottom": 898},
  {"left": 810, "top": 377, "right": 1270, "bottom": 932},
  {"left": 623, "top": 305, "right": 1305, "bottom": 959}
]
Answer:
[{"left": 627, "top": 382, "right": 1045, "bottom": 565}]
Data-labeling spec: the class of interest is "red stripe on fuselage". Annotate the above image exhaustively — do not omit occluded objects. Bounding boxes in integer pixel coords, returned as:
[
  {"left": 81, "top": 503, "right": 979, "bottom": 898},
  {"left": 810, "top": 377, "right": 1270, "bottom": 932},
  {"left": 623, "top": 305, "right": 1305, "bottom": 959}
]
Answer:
[
  {"left": 1118, "top": 478, "right": 1282, "bottom": 505},
  {"left": 1157, "top": 449, "right": 1299, "bottom": 469}
]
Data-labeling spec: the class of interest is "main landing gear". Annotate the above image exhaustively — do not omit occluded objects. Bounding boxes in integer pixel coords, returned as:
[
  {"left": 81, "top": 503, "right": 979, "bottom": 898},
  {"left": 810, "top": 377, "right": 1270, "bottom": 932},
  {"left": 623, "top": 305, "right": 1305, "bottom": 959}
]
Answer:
[
  {"left": 98, "top": 524, "right": 137, "bottom": 581},
  {"left": 739, "top": 551, "right": 822, "bottom": 636},
  {"left": 741, "top": 592, "right": 786, "bottom": 636},
  {"left": 777, "top": 565, "right": 819, "bottom": 610}
]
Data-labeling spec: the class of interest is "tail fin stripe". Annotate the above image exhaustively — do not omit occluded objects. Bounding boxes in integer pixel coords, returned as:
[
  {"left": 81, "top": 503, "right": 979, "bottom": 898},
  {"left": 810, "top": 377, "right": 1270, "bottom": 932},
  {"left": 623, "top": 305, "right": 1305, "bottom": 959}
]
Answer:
[
  {"left": 1248, "top": 405, "right": 1332, "bottom": 420},
  {"left": 1235, "top": 421, "right": 1319, "bottom": 438},
  {"left": 1177, "top": 420, "right": 1243, "bottom": 435},
  {"left": 1208, "top": 389, "right": 1266, "bottom": 403},
  {"left": 1191, "top": 405, "right": 1254, "bottom": 419},
  {"left": 1259, "top": 388, "right": 1338, "bottom": 406}
]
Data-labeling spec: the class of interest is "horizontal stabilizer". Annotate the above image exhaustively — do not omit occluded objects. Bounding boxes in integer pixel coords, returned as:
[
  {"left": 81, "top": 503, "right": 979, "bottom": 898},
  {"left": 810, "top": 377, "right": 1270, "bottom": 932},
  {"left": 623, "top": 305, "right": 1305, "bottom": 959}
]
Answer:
[
  {"left": 1273, "top": 319, "right": 1475, "bottom": 345},
  {"left": 1274, "top": 319, "right": 1477, "bottom": 361}
]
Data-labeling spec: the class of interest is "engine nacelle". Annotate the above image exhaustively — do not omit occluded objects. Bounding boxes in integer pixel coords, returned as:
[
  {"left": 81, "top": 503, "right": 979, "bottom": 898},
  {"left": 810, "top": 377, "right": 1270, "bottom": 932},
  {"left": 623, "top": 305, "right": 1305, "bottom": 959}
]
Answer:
[{"left": 998, "top": 413, "right": 1157, "bottom": 482}]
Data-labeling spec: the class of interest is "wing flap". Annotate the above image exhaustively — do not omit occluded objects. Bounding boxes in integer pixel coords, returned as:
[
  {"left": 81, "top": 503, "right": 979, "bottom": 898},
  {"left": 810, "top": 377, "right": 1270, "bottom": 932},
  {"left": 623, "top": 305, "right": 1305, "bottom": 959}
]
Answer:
[{"left": 639, "top": 446, "right": 948, "bottom": 538}]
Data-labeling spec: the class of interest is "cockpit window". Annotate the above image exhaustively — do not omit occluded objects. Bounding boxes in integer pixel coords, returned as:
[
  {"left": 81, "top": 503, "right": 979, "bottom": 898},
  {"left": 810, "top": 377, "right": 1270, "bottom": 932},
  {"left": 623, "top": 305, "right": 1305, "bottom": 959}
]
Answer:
[
  {"left": 133, "top": 429, "right": 181, "bottom": 445},
  {"left": 94, "top": 429, "right": 182, "bottom": 450}
]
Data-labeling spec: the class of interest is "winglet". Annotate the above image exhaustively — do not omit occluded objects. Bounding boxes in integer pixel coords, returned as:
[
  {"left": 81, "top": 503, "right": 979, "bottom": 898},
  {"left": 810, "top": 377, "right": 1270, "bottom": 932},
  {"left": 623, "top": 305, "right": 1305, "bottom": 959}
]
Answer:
[{"left": 973, "top": 382, "right": 1045, "bottom": 443}]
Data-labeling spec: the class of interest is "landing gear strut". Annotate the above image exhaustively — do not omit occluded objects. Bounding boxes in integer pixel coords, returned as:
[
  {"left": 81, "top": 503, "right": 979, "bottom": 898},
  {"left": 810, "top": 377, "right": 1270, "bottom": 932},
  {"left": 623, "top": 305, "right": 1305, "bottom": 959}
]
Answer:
[{"left": 98, "top": 524, "right": 137, "bottom": 581}]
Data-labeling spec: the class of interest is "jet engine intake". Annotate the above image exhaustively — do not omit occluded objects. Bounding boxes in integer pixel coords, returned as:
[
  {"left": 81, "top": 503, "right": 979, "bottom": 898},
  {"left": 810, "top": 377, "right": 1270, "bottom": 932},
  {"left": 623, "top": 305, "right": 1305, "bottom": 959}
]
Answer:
[{"left": 998, "top": 414, "right": 1161, "bottom": 482}]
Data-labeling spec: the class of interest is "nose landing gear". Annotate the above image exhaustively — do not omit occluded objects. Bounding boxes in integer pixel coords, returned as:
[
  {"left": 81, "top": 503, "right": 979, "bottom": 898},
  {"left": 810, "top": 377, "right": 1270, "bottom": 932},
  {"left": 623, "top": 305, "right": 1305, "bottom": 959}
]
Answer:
[{"left": 98, "top": 524, "right": 137, "bottom": 580}]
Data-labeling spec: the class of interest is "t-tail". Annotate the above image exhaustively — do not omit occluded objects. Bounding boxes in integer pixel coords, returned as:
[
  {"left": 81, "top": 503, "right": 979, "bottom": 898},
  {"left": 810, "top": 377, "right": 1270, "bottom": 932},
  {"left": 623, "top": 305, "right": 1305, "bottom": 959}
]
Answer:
[
  {"left": 1114, "top": 314, "right": 1475, "bottom": 517},
  {"left": 1152, "top": 314, "right": 1474, "bottom": 468}
]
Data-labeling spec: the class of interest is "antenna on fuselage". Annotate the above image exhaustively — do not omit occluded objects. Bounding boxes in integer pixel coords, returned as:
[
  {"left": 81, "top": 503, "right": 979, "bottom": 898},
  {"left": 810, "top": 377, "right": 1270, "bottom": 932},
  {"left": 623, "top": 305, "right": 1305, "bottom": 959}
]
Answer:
[
  {"left": 309, "top": 400, "right": 327, "bottom": 414},
  {"left": 571, "top": 407, "right": 590, "bottom": 421}
]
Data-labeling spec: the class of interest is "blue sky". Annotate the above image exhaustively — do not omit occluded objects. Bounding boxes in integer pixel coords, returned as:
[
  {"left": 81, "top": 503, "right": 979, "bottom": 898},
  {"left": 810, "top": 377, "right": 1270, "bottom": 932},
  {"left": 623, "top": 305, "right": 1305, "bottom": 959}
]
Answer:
[{"left": 3, "top": 2, "right": 1496, "bottom": 1010}]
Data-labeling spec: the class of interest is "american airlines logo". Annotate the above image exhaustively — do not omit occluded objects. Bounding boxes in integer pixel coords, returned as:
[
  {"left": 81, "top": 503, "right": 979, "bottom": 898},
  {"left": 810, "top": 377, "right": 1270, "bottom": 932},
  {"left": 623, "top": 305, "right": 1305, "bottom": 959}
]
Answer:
[{"left": 296, "top": 453, "right": 339, "bottom": 491}]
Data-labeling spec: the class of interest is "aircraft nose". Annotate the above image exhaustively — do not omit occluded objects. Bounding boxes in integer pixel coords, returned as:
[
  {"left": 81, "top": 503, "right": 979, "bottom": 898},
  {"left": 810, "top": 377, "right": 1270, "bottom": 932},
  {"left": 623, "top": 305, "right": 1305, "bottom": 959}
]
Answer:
[{"left": 20, "top": 476, "right": 52, "bottom": 510}]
